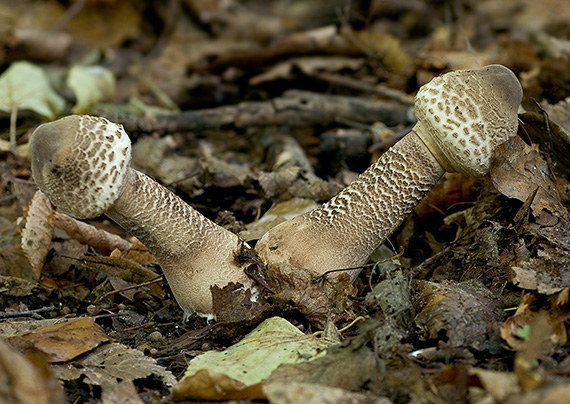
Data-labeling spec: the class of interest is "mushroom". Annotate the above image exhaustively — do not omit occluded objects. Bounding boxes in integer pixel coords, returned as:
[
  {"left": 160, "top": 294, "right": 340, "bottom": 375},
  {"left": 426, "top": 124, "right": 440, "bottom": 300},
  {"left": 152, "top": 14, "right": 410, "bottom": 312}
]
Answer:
[
  {"left": 30, "top": 65, "right": 522, "bottom": 319},
  {"left": 255, "top": 65, "right": 522, "bottom": 279},
  {"left": 30, "top": 115, "right": 256, "bottom": 317}
]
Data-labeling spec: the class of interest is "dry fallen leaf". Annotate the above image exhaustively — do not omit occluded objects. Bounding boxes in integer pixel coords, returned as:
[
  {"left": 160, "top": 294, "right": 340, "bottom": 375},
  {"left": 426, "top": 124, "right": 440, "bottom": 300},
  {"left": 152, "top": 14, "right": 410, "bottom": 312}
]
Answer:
[
  {"left": 266, "top": 262, "right": 357, "bottom": 328},
  {"left": 413, "top": 279, "right": 504, "bottom": 350},
  {"left": 491, "top": 136, "right": 566, "bottom": 226},
  {"left": 469, "top": 368, "right": 520, "bottom": 403},
  {"left": 0, "top": 337, "right": 65, "bottom": 404},
  {"left": 501, "top": 292, "right": 569, "bottom": 351},
  {"left": 172, "top": 369, "right": 265, "bottom": 402},
  {"left": 101, "top": 380, "right": 145, "bottom": 404},
  {"left": 52, "top": 342, "right": 176, "bottom": 391},
  {"left": 7, "top": 317, "right": 109, "bottom": 363},
  {"left": 263, "top": 381, "right": 392, "bottom": 404}
]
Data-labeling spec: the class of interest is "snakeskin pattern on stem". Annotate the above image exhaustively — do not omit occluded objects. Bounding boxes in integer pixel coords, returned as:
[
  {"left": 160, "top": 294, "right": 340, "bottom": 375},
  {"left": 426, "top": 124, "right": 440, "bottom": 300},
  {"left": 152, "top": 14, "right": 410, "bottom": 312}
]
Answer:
[{"left": 256, "top": 131, "right": 445, "bottom": 278}]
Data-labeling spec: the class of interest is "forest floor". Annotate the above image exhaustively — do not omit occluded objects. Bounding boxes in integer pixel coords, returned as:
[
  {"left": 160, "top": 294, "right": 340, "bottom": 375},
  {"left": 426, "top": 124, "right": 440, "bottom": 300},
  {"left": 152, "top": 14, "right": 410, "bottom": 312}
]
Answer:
[{"left": 1, "top": 1, "right": 570, "bottom": 403}]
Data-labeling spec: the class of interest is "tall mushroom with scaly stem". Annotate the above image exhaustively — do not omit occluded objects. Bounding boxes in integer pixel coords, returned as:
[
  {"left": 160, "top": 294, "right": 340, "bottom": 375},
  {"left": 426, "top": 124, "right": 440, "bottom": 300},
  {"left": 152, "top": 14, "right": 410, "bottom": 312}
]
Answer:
[
  {"left": 30, "top": 115, "right": 256, "bottom": 317},
  {"left": 30, "top": 65, "right": 522, "bottom": 318},
  {"left": 256, "top": 64, "right": 522, "bottom": 278}
]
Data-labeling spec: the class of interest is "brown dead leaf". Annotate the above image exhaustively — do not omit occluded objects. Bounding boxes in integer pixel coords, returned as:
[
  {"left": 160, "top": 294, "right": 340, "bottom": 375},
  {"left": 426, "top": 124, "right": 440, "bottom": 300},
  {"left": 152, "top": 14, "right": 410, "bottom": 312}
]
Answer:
[
  {"left": 265, "top": 262, "right": 356, "bottom": 328},
  {"left": 469, "top": 368, "right": 520, "bottom": 402},
  {"left": 541, "top": 384, "right": 570, "bottom": 404},
  {"left": 0, "top": 337, "right": 65, "bottom": 404},
  {"left": 20, "top": 190, "right": 54, "bottom": 279},
  {"left": 511, "top": 244, "right": 570, "bottom": 295},
  {"left": 52, "top": 342, "right": 176, "bottom": 390},
  {"left": 267, "top": 342, "right": 381, "bottom": 393},
  {"left": 350, "top": 30, "right": 409, "bottom": 73},
  {"left": 62, "top": 0, "right": 141, "bottom": 48},
  {"left": 6, "top": 317, "right": 109, "bottom": 363},
  {"left": 211, "top": 282, "right": 268, "bottom": 324},
  {"left": 0, "top": 274, "right": 37, "bottom": 297},
  {"left": 413, "top": 279, "right": 504, "bottom": 350},
  {"left": 519, "top": 111, "right": 570, "bottom": 181},
  {"left": 263, "top": 381, "right": 392, "bottom": 404},
  {"left": 491, "top": 136, "right": 567, "bottom": 226},
  {"left": 540, "top": 98, "right": 570, "bottom": 136},
  {"left": 501, "top": 292, "right": 569, "bottom": 352},
  {"left": 102, "top": 380, "right": 144, "bottom": 404},
  {"left": 119, "top": 237, "right": 157, "bottom": 267},
  {"left": 172, "top": 369, "right": 265, "bottom": 402},
  {"left": 249, "top": 56, "right": 364, "bottom": 85}
]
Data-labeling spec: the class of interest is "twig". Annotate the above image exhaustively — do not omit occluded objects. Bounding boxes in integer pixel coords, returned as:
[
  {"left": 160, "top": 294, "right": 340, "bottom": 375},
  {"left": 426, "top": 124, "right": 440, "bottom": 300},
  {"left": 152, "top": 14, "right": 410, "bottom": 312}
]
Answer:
[
  {"left": 0, "top": 305, "right": 58, "bottom": 319},
  {"left": 96, "top": 275, "right": 164, "bottom": 303},
  {"left": 97, "top": 90, "right": 413, "bottom": 135}
]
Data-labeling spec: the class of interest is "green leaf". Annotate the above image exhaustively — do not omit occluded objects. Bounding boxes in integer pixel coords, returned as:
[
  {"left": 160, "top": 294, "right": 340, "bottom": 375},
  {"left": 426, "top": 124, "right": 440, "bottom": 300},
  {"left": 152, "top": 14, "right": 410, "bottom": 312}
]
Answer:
[
  {"left": 68, "top": 65, "right": 115, "bottom": 114},
  {"left": 0, "top": 61, "right": 65, "bottom": 119},
  {"left": 516, "top": 324, "right": 531, "bottom": 341}
]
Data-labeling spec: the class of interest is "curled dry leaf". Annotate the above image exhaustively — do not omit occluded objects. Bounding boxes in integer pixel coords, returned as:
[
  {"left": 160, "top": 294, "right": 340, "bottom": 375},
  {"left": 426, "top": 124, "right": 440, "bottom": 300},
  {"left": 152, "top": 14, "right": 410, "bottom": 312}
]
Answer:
[
  {"left": 76, "top": 255, "right": 164, "bottom": 299},
  {"left": 20, "top": 190, "right": 54, "bottom": 279},
  {"left": 211, "top": 282, "right": 268, "bottom": 324},
  {"left": 491, "top": 136, "right": 566, "bottom": 226}
]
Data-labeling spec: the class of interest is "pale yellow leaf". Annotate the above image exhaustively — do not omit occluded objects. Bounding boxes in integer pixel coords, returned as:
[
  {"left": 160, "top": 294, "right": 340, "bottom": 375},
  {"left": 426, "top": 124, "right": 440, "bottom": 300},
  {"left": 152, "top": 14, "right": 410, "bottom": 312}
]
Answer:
[
  {"left": 68, "top": 65, "right": 115, "bottom": 114},
  {"left": 0, "top": 61, "right": 65, "bottom": 118}
]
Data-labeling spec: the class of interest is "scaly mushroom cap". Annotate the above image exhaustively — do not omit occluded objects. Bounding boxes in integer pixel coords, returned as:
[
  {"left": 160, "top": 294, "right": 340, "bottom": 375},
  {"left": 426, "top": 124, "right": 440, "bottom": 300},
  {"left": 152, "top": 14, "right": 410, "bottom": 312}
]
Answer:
[
  {"left": 31, "top": 115, "right": 131, "bottom": 219},
  {"left": 414, "top": 64, "right": 522, "bottom": 178}
]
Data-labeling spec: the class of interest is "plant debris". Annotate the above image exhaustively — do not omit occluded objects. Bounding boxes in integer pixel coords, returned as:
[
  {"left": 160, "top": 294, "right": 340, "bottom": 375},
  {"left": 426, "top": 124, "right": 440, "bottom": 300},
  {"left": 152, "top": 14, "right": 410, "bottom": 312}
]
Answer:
[{"left": 2, "top": 1, "right": 570, "bottom": 403}]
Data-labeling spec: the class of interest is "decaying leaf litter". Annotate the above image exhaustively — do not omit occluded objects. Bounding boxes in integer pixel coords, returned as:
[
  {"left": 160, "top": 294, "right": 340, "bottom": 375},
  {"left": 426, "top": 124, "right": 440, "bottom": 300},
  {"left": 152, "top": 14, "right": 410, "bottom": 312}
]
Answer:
[{"left": 2, "top": 0, "right": 570, "bottom": 403}]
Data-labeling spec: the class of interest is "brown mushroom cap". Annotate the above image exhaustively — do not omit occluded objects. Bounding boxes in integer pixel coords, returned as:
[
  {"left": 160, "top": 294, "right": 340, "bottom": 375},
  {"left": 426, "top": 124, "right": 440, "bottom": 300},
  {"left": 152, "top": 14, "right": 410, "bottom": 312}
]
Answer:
[
  {"left": 414, "top": 64, "right": 522, "bottom": 178},
  {"left": 31, "top": 115, "right": 132, "bottom": 219}
]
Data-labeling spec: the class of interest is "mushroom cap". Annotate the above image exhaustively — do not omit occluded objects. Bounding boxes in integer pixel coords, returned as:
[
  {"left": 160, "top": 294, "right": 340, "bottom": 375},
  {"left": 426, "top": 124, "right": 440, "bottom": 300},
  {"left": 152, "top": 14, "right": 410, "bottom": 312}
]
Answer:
[
  {"left": 414, "top": 64, "right": 522, "bottom": 178},
  {"left": 31, "top": 115, "right": 132, "bottom": 219}
]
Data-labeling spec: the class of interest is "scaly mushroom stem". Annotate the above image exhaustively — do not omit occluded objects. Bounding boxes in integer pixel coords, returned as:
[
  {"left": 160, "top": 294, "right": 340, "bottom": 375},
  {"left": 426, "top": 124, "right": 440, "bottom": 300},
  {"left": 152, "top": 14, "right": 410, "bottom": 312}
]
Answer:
[
  {"left": 256, "top": 132, "right": 445, "bottom": 279},
  {"left": 256, "top": 65, "right": 522, "bottom": 277},
  {"left": 106, "top": 169, "right": 254, "bottom": 315},
  {"left": 256, "top": 131, "right": 444, "bottom": 278},
  {"left": 30, "top": 115, "right": 254, "bottom": 317}
]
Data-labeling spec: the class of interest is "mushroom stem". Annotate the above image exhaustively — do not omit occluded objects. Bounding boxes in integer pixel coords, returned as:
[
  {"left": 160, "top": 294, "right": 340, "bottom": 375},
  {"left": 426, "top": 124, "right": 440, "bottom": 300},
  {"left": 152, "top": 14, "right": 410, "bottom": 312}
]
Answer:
[
  {"left": 106, "top": 169, "right": 254, "bottom": 315},
  {"left": 256, "top": 65, "right": 522, "bottom": 277},
  {"left": 255, "top": 131, "right": 445, "bottom": 278}
]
